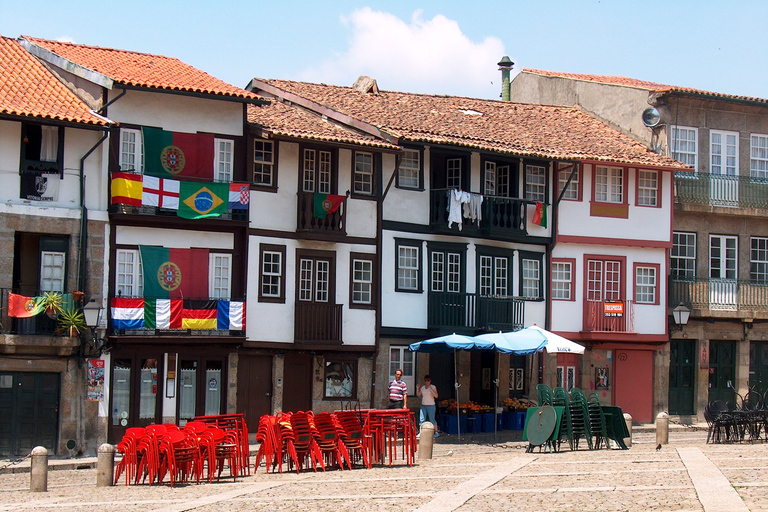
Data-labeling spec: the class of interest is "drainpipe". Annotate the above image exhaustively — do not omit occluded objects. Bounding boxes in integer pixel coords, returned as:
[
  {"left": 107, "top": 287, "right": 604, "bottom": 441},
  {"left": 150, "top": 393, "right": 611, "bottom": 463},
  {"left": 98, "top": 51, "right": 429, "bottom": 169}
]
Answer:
[
  {"left": 498, "top": 56, "right": 514, "bottom": 101},
  {"left": 77, "top": 131, "right": 109, "bottom": 295}
]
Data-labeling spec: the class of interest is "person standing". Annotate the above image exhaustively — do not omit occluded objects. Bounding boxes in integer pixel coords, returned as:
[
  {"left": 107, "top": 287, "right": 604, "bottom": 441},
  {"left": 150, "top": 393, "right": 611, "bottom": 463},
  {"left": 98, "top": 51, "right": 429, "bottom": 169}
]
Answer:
[
  {"left": 416, "top": 375, "right": 439, "bottom": 436},
  {"left": 387, "top": 369, "right": 408, "bottom": 409}
]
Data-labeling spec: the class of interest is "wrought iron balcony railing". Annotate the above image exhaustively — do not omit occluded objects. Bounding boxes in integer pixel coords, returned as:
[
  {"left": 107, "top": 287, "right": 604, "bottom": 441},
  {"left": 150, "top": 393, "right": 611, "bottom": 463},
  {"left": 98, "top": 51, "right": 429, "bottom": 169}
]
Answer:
[
  {"left": 427, "top": 292, "right": 525, "bottom": 332},
  {"left": 294, "top": 302, "right": 343, "bottom": 343},
  {"left": 675, "top": 172, "right": 768, "bottom": 209},
  {"left": 670, "top": 277, "right": 768, "bottom": 312},
  {"left": 583, "top": 299, "right": 635, "bottom": 333}
]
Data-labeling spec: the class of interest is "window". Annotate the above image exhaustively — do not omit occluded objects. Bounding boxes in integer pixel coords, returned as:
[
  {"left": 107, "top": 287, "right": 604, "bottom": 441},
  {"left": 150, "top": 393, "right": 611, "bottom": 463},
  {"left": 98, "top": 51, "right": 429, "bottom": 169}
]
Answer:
[
  {"left": 594, "top": 166, "right": 624, "bottom": 203},
  {"left": 253, "top": 139, "right": 275, "bottom": 187},
  {"left": 670, "top": 126, "right": 697, "bottom": 171},
  {"left": 484, "top": 161, "right": 496, "bottom": 196},
  {"left": 430, "top": 249, "right": 462, "bottom": 293},
  {"left": 586, "top": 257, "right": 623, "bottom": 301},
  {"left": 389, "top": 346, "right": 415, "bottom": 394},
  {"left": 558, "top": 165, "right": 579, "bottom": 200},
  {"left": 119, "top": 128, "right": 142, "bottom": 172},
  {"left": 710, "top": 130, "right": 738, "bottom": 176},
  {"left": 525, "top": 164, "right": 546, "bottom": 202},
  {"left": 636, "top": 170, "right": 659, "bottom": 207},
  {"left": 521, "top": 258, "right": 541, "bottom": 299},
  {"left": 634, "top": 264, "right": 659, "bottom": 304},
  {"left": 210, "top": 253, "right": 231, "bottom": 299},
  {"left": 354, "top": 151, "right": 374, "bottom": 195},
  {"left": 551, "top": 259, "right": 574, "bottom": 300},
  {"left": 484, "top": 160, "right": 511, "bottom": 197},
  {"left": 447, "top": 158, "right": 462, "bottom": 189},
  {"left": 299, "top": 258, "right": 330, "bottom": 302},
  {"left": 751, "top": 134, "right": 768, "bottom": 179},
  {"left": 324, "top": 360, "right": 356, "bottom": 399},
  {"left": 398, "top": 149, "right": 421, "bottom": 189},
  {"left": 214, "top": 138, "right": 233, "bottom": 182},
  {"left": 350, "top": 253, "right": 375, "bottom": 308},
  {"left": 396, "top": 240, "right": 421, "bottom": 292},
  {"left": 40, "top": 250, "right": 65, "bottom": 292},
  {"left": 672, "top": 232, "right": 696, "bottom": 278},
  {"left": 259, "top": 244, "right": 285, "bottom": 302},
  {"left": 302, "top": 148, "right": 332, "bottom": 193},
  {"left": 479, "top": 255, "right": 509, "bottom": 296},
  {"left": 116, "top": 249, "right": 143, "bottom": 297},
  {"left": 710, "top": 235, "right": 737, "bottom": 280},
  {"left": 21, "top": 123, "right": 62, "bottom": 171},
  {"left": 751, "top": 237, "right": 768, "bottom": 283}
]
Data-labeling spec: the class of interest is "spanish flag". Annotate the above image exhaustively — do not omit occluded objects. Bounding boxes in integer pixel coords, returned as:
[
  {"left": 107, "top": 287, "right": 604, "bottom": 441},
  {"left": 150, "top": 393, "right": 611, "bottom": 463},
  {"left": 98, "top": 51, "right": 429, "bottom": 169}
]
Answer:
[
  {"left": 8, "top": 292, "right": 44, "bottom": 318},
  {"left": 111, "top": 172, "right": 143, "bottom": 206}
]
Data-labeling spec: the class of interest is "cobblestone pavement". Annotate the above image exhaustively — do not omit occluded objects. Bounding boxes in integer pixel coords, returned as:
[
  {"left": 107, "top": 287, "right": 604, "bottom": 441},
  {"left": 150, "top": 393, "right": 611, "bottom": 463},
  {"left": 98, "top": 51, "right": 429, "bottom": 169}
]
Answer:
[{"left": 1, "top": 427, "right": 767, "bottom": 512}]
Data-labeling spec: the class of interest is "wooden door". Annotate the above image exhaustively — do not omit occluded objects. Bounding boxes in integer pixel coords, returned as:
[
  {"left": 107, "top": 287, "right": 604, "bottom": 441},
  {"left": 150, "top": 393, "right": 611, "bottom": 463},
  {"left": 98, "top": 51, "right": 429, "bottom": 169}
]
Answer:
[
  {"left": 282, "top": 353, "right": 313, "bottom": 413},
  {"left": 613, "top": 350, "right": 653, "bottom": 423},
  {"left": 708, "top": 340, "right": 736, "bottom": 404},
  {"left": 0, "top": 372, "right": 59, "bottom": 456},
  {"left": 237, "top": 355, "right": 273, "bottom": 432},
  {"left": 669, "top": 340, "right": 695, "bottom": 415}
]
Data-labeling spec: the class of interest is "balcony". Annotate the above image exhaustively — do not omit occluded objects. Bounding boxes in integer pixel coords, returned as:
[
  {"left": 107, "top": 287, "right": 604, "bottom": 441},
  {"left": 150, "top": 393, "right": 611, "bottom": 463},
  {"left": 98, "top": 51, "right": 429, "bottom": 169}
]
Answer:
[
  {"left": 429, "top": 190, "right": 532, "bottom": 241},
  {"left": 675, "top": 172, "right": 768, "bottom": 209},
  {"left": 0, "top": 289, "right": 80, "bottom": 356},
  {"left": 427, "top": 292, "right": 525, "bottom": 333},
  {"left": 294, "top": 302, "right": 343, "bottom": 344},
  {"left": 583, "top": 299, "right": 635, "bottom": 333},
  {"left": 670, "top": 277, "right": 768, "bottom": 316},
  {"left": 297, "top": 192, "right": 346, "bottom": 236},
  {"left": 109, "top": 204, "right": 248, "bottom": 221}
]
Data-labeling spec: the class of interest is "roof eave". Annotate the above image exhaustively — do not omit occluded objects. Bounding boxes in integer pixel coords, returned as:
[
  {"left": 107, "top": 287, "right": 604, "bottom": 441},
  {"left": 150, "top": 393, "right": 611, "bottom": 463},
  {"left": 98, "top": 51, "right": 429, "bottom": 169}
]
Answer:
[
  {"left": 19, "top": 37, "right": 115, "bottom": 90},
  {"left": 116, "top": 83, "right": 268, "bottom": 105}
]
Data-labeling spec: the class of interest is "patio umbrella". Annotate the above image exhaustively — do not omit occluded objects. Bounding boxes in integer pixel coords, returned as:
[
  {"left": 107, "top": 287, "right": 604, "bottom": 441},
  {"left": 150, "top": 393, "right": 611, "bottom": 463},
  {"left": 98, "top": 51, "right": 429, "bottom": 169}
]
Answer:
[{"left": 523, "top": 325, "right": 585, "bottom": 354}]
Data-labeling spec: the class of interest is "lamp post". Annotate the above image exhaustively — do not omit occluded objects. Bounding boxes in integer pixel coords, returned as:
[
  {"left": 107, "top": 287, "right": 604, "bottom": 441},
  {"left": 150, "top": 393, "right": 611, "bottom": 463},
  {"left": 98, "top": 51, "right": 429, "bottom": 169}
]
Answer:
[
  {"left": 81, "top": 301, "right": 105, "bottom": 358},
  {"left": 672, "top": 303, "right": 691, "bottom": 331}
]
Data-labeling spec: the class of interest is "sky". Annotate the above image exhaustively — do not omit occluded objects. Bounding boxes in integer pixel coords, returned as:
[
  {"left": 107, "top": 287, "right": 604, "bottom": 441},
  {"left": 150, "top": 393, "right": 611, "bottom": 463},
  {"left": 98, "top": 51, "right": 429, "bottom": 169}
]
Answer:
[{"left": 2, "top": 1, "right": 767, "bottom": 101}]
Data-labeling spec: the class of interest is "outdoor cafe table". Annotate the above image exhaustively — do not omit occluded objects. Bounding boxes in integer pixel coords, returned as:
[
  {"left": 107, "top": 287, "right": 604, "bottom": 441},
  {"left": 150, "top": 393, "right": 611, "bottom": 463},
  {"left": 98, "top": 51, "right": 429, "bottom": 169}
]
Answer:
[
  {"left": 356, "top": 409, "right": 416, "bottom": 466},
  {"left": 602, "top": 405, "right": 630, "bottom": 450},
  {"left": 522, "top": 406, "right": 564, "bottom": 452}
]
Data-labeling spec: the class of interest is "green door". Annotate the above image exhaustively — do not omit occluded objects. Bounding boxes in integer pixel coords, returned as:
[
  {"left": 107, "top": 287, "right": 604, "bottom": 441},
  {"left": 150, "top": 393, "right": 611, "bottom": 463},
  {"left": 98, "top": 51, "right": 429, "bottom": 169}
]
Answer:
[
  {"left": 708, "top": 340, "right": 736, "bottom": 404},
  {"left": 668, "top": 340, "right": 695, "bottom": 415},
  {"left": 0, "top": 372, "right": 59, "bottom": 456},
  {"left": 749, "top": 341, "right": 768, "bottom": 396}
]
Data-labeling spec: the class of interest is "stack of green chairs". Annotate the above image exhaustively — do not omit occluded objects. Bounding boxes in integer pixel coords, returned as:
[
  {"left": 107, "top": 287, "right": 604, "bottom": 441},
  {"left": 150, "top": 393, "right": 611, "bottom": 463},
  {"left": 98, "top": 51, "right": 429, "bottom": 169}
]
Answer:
[
  {"left": 568, "top": 387, "right": 592, "bottom": 450},
  {"left": 587, "top": 393, "right": 610, "bottom": 449},
  {"left": 552, "top": 387, "right": 574, "bottom": 451},
  {"left": 536, "top": 383, "right": 553, "bottom": 406}
]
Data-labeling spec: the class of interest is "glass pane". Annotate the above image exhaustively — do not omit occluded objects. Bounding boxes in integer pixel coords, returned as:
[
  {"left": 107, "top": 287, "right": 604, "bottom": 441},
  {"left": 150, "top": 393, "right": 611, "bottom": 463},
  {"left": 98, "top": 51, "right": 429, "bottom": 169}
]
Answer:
[
  {"left": 138, "top": 359, "right": 158, "bottom": 423},
  {"left": 112, "top": 360, "right": 131, "bottom": 426},
  {"left": 179, "top": 361, "right": 197, "bottom": 425},
  {"left": 205, "top": 363, "right": 222, "bottom": 416}
]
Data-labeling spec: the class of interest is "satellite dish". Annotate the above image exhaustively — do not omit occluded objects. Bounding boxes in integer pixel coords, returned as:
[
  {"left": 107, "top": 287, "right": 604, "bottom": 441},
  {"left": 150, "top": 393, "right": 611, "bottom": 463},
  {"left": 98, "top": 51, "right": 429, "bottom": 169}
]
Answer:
[{"left": 642, "top": 107, "right": 661, "bottom": 127}]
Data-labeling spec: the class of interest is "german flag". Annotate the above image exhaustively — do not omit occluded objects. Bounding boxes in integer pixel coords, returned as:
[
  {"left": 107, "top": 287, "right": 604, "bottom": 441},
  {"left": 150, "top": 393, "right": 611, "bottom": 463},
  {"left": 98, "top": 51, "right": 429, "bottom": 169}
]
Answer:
[{"left": 181, "top": 299, "right": 217, "bottom": 329}]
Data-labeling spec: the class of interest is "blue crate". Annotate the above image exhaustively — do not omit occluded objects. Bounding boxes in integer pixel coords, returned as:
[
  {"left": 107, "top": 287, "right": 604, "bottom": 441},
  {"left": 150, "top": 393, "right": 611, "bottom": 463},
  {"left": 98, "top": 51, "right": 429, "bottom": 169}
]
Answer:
[
  {"left": 466, "top": 416, "right": 480, "bottom": 433},
  {"left": 480, "top": 413, "right": 495, "bottom": 432},
  {"left": 512, "top": 411, "right": 526, "bottom": 430},
  {"left": 502, "top": 411, "right": 516, "bottom": 429},
  {"left": 444, "top": 415, "right": 467, "bottom": 435}
]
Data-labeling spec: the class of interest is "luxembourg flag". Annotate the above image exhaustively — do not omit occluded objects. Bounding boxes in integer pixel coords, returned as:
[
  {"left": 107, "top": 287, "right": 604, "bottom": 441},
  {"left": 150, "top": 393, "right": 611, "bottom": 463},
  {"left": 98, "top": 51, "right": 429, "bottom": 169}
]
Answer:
[
  {"left": 228, "top": 183, "right": 250, "bottom": 210},
  {"left": 218, "top": 301, "right": 245, "bottom": 330},
  {"left": 111, "top": 297, "right": 144, "bottom": 329}
]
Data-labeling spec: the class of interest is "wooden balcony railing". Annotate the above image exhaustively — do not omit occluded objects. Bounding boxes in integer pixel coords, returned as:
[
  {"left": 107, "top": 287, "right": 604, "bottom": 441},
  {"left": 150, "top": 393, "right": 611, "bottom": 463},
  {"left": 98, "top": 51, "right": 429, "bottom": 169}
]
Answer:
[
  {"left": 675, "top": 172, "right": 768, "bottom": 209},
  {"left": 428, "top": 292, "right": 525, "bottom": 332},
  {"left": 670, "top": 277, "right": 768, "bottom": 312},
  {"left": 583, "top": 299, "right": 635, "bottom": 333},
  {"left": 297, "top": 192, "right": 346, "bottom": 234},
  {"left": 294, "top": 302, "right": 343, "bottom": 343},
  {"left": 429, "top": 190, "right": 532, "bottom": 241}
]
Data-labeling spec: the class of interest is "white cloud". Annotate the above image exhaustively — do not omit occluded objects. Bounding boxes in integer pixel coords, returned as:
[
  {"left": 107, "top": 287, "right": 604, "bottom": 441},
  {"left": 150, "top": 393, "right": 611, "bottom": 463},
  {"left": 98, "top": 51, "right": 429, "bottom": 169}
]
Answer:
[
  {"left": 298, "top": 8, "right": 506, "bottom": 99},
  {"left": 55, "top": 36, "right": 76, "bottom": 43}
]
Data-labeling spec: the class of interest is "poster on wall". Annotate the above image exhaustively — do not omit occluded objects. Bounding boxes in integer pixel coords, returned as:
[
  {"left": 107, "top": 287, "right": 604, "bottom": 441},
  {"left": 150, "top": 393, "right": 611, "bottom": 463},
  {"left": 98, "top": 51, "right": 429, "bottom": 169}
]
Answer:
[
  {"left": 87, "top": 359, "right": 105, "bottom": 401},
  {"left": 595, "top": 367, "right": 609, "bottom": 389}
]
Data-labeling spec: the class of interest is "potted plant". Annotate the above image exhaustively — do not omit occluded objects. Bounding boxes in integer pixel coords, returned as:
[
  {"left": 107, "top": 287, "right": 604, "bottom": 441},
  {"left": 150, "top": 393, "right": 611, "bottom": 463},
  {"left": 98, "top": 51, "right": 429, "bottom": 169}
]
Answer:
[
  {"left": 40, "top": 291, "right": 64, "bottom": 317},
  {"left": 57, "top": 306, "right": 86, "bottom": 337}
]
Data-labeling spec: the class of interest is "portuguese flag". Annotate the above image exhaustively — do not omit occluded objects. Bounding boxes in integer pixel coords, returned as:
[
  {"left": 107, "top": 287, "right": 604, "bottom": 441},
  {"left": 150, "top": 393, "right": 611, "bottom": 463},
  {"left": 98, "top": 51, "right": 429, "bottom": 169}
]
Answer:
[
  {"left": 139, "top": 246, "right": 209, "bottom": 299},
  {"left": 313, "top": 193, "right": 345, "bottom": 219},
  {"left": 8, "top": 292, "right": 44, "bottom": 318},
  {"left": 532, "top": 202, "right": 548, "bottom": 228},
  {"left": 142, "top": 127, "right": 214, "bottom": 180}
]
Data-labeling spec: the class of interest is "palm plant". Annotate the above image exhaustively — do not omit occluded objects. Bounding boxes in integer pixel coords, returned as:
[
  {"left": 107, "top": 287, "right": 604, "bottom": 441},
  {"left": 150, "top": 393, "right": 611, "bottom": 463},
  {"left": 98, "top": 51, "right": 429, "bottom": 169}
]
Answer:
[{"left": 57, "top": 306, "right": 86, "bottom": 337}]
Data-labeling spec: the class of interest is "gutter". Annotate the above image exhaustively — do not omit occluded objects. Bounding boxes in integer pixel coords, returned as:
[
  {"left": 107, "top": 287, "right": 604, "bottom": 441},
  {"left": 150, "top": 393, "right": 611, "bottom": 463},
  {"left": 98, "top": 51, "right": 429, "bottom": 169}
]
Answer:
[{"left": 77, "top": 131, "right": 109, "bottom": 295}]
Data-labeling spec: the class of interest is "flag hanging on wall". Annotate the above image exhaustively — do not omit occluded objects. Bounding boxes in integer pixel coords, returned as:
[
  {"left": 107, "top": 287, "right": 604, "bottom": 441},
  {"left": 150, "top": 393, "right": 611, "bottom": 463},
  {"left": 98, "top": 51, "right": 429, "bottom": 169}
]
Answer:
[
  {"left": 111, "top": 172, "right": 143, "bottom": 206},
  {"left": 142, "top": 127, "right": 214, "bottom": 180},
  {"left": 110, "top": 297, "right": 144, "bottom": 329},
  {"left": 532, "top": 202, "right": 548, "bottom": 228},
  {"left": 8, "top": 292, "right": 44, "bottom": 318},
  {"left": 218, "top": 300, "right": 245, "bottom": 330},
  {"left": 143, "top": 298, "right": 182, "bottom": 329},
  {"left": 181, "top": 299, "right": 218, "bottom": 329},
  {"left": 178, "top": 182, "right": 229, "bottom": 219},
  {"left": 139, "top": 246, "right": 210, "bottom": 299},
  {"left": 228, "top": 183, "right": 250, "bottom": 210},
  {"left": 142, "top": 175, "right": 180, "bottom": 209},
  {"left": 313, "top": 193, "right": 345, "bottom": 219}
]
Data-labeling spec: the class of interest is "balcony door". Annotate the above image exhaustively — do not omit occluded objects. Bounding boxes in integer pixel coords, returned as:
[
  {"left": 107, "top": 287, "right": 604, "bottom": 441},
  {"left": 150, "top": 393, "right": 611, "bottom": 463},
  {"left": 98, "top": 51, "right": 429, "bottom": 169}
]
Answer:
[
  {"left": 427, "top": 245, "right": 466, "bottom": 329},
  {"left": 295, "top": 251, "right": 338, "bottom": 342},
  {"left": 709, "top": 130, "right": 738, "bottom": 206},
  {"left": 584, "top": 257, "right": 624, "bottom": 332},
  {"left": 177, "top": 356, "right": 226, "bottom": 426},
  {"left": 709, "top": 235, "right": 737, "bottom": 310},
  {"left": 109, "top": 352, "right": 163, "bottom": 443}
]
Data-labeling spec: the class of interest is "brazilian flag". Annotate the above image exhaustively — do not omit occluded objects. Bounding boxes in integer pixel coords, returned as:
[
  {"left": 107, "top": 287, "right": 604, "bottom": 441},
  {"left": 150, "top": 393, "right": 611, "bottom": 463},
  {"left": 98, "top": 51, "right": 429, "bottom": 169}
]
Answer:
[{"left": 177, "top": 182, "right": 229, "bottom": 219}]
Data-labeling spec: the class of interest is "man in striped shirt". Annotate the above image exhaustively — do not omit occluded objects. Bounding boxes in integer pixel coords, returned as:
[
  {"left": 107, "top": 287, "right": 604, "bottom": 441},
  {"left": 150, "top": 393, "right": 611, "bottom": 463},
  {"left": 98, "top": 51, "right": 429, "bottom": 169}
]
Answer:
[{"left": 387, "top": 369, "right": 408, "bottom": 409}]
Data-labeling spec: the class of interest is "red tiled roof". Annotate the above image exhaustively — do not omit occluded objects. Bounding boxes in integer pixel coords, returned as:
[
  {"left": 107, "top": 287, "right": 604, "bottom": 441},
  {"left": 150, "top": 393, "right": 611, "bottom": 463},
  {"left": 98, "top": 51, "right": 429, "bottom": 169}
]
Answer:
[
  {"left": 523, "top": 68, "right": 768, "bottom": 105},
  {"left": 256, "top": 79, "right": 689, "bottom": 170},
  {"left": 22, "top": 36, "right": 258, "bottom": 101},
  {"left": 247, "top": 101, "right": 399, "bottom": 150},
  {"left": 0, "top": 36, "right": 108, "bottom": 125}
]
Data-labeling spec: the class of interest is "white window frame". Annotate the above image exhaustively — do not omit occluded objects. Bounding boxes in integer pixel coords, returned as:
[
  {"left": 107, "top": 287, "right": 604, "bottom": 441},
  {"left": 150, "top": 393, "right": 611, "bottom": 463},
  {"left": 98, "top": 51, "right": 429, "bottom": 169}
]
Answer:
[
  {"left": 484, "top": 161, "right": 496, "bottom": 196},
  {"left": 398, "top": 149, "right": 420, "bottom": 189},
  {"left": 709, "top": 235, "right": 737, "bottom": 280},
  {"left": 637, "top": 169, "right": 658, "bottom": 206},
  {"left": 551, "top": 261, "right": 572, "bottom": 300},
  {"left": 116, "top": 249, "right": 143, "bottom": 297},
  {"left": 672, "top": 232, "right": 697, "bottom": 278},
  {"left": 260, "top": 249, "right": 283, "bottom": 298},
  {"left": 447, "top": 158, "right": 462, "bottom": 189},
  {"left": 40, "top": 251, "right": 65, "bottom": 293},
  {"left": 354, "top": 151, "right": 373, "bottom": 195},
  {"left": 352, "top": 258, "right": 373, "bottom": 304},
  {"left": 214, "top": 138, "right": 233, "bottom": 182},
  {"left": 253, "top": 139, "right": 274, "bottom": 186},
  {"left": 750, "top": 134, "right": 768, "bottom": 179},
  {"left": 670, "top": 125, "right": 697, "bottom": 172},
  {"left": 389, "top": 346, "right": 415, "bottom": 394},
  {"left": 595, "top": 166, "right": 624, "bottom": 203},
  {"left": 635, "top": 266, "right": 657, "bottom": 304},
  {"left": 751, "top": 237, "right": 768, "bottom": 283},
  {"left": 209, "top": 253, "right": 232, "bottom": 299},
  {"left": 522, "top": 258, "right": 541, "bottom": 299},
  {"left": 397, "top": 244, "right": 420, "bottom": 291},
  {"left": 525, "top": 164, "right": 546, "bottom": 202},
  {"left": 710, "top": 130, "right": 739, "bottom": 176},
  {"left": 119, "top": 128, "right": 143, "bottom": 173},
  {"left": 558, "top": 166, "right": 579, "bottom": 200}
]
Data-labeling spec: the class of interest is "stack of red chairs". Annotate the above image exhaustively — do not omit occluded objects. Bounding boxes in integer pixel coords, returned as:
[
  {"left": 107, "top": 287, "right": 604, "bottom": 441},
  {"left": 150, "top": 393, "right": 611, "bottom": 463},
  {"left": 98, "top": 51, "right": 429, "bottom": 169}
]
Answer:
[
  {"left": 134, "top": 424, "right": 167, "bottom": 486},
  {"left": 334, "top": 411, "right": 371, "bottom": 469},
  {"left": 193, "top": 413, "right": 250, "bottom": 476},
  {"left": 288, "top": 411, "right": 321, "bottom": 473},
  {"left": 157, "top": 429, "right": 200, "bottom": 487},
  {"left": 311, "top": 412, "right": 350, "bottom": 470},
  {"left": 114, "top": 427, "right": 145, "bottom": 485},
  {"left": 254, "top": 415, "right": 280, "bottom": 473}
]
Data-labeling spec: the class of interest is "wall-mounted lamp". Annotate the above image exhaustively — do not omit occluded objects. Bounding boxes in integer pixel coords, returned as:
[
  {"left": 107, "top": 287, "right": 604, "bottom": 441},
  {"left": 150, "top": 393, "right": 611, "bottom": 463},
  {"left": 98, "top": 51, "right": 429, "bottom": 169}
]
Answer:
[
  {"left": 81, "top": 301, "right": 106, "bottom": 359},
  {"left": 672, "top": 303, "right": 691, "bottom": 331}
]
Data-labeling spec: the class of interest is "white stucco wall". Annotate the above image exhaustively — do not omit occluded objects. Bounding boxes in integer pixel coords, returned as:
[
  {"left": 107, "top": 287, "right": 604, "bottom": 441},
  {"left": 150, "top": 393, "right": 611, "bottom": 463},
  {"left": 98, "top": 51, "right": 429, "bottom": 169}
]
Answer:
[{"left": 115, "top": 226, "right": 234, "bottom": 249}]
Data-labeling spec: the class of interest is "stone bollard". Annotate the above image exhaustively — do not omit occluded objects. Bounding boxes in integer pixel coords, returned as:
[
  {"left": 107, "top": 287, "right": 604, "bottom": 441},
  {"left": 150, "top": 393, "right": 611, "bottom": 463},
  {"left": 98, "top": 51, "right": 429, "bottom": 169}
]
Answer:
[
  {"left": 656, "top": 411, "right": 669, "bottom": 446},
  {"left": 97, "top": 444, "right": 116, "bottom": 487},
  {"left": 418, "top": 422, "right": 435, "bottom": 460},
  {"left": 622, "top": 413, "right": 632, "bottom": 447},
  {"left": 30, "top": 446, "right": 48, "bottom": 492}
]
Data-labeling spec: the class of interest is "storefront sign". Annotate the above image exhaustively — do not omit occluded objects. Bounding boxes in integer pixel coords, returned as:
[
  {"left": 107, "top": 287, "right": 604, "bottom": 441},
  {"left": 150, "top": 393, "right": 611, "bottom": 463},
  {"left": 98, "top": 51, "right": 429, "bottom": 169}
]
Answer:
[
  {"left": 87, "top": 359, "right": 105, "bottom": 401},
  {"left": 700, "top": 340, "right": 709, "bottom": 369},
  {"left": 604, "top": 301, "right": 624, "bottom": 317}
]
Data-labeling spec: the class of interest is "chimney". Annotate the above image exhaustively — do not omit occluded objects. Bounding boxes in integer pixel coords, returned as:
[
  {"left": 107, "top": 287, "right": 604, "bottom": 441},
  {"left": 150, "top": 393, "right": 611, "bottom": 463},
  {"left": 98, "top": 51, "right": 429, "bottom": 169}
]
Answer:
[{"left": 498, "top": 56, "right": 514, "bottom": 101}]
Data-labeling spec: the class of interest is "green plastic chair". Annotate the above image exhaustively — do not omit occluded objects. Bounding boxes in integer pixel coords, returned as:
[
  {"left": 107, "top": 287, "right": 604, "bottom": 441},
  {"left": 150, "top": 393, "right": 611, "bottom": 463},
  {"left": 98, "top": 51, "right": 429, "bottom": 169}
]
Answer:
[
  {"left": 568, "top": 387, "right": 592, "bottom": 450},
  {"left": 536, "top": 384, "right": 553, "bottom": 406},
  {"left": 552, "top": 387, "right": 574, "bottom": 451},
  {"left": 587, "top": 393, "right": 610, "bottom": 449}
]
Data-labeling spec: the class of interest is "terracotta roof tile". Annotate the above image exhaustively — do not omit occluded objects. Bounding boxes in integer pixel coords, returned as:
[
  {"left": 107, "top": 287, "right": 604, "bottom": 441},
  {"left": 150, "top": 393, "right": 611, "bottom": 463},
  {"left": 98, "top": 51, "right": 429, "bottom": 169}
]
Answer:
[
  {"left": 523, "top": 68, "right": 768, "bottom": 105},
  {"left": 0, "top": 36, "right": 108, "bottom": 125},
  {"left": 258, "top": 79, "right": 689, "bottom": 170},
  {"left": 22, "top": 36, "right": 257, "bottom": 101},
  {"left": 247, "top": 101, "right": 399, "bottom": 150}
]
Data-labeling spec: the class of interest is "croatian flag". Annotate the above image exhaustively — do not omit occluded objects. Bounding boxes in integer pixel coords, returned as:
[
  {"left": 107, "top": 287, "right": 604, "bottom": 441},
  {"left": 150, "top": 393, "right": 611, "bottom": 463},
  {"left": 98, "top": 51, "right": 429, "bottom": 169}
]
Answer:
[
  {"left": 229, "top": 183, "right": 250, "bottom": 210},
  {"left": 111, "top": 297, "right": 144, "bottom": 329},
  {"left": 218, "top": 301, "right": 245, "bottom": 330}
]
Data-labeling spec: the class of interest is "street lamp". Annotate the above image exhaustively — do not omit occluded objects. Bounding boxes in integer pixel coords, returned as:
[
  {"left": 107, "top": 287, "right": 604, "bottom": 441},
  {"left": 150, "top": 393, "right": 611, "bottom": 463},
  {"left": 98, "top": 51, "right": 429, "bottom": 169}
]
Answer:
[
  {"left": 672, "top": 303, "right": 691, "bottom": 331},
  {"left": 81, "top": 301, "right": 106, "bottom": 358}
]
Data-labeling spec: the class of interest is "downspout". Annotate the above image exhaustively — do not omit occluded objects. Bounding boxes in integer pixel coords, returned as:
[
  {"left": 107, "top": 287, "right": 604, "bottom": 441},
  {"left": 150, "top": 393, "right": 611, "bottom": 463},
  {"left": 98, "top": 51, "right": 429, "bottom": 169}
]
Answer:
[{"left": 77, "top": 131, "right": 109, "bottom": 295}]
